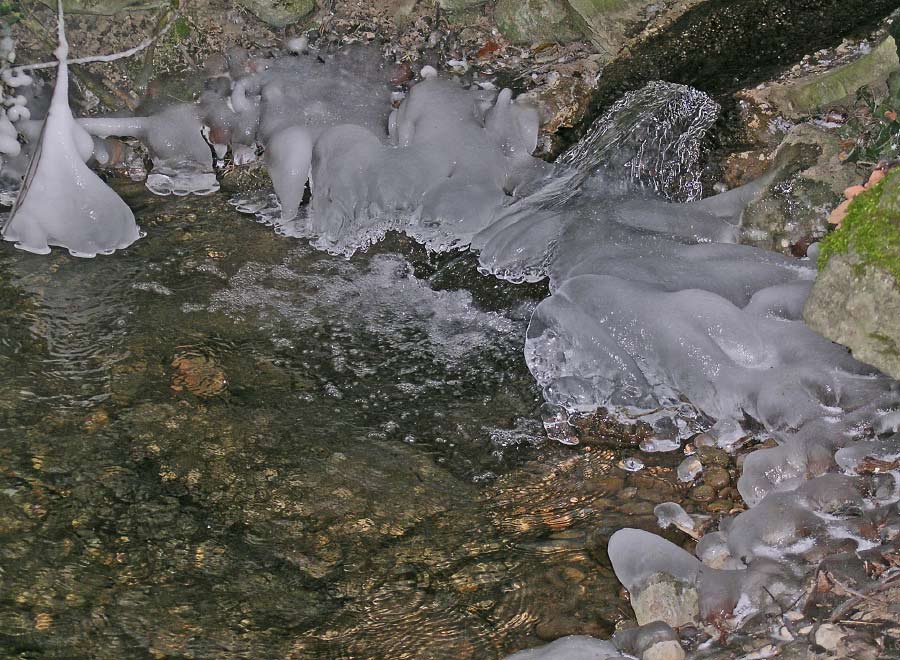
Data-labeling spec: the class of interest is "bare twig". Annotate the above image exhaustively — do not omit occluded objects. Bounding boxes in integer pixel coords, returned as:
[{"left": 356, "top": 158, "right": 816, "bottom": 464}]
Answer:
[
  {"left": 14, "top": 3, "right": 180, "bottom": 72},
  {"left": 829, "top": 571, "right": 900, "bottom": 623}
]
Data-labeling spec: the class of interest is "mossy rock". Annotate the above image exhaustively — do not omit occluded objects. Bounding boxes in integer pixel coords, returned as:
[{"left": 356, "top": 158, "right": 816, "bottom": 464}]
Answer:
[
  {"left": 495, "top": 0, "right": 584, "bottom": 44},
  {"left": 234, "top": 0, "right": 316, "bottom": 28},
  {"left": 818, "top": 167, "right": 900, "bottom": 283},
  {"left": 751, "top": 36, "right": 900, "bottom": 118},
  {"left": 804, "top": 168, "right": 900, "bottom": 378}
]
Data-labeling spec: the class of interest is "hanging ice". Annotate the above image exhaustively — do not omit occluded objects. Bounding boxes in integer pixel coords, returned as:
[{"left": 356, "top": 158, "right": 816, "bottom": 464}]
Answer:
[{"left": 1, "top": 2, "right": 141, "bottom": 257}]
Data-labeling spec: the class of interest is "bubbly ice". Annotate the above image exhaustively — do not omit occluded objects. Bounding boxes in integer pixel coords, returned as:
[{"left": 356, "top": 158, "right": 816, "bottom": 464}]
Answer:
[{"left": 207, "top": 252, "right": 523, "bottom": 365}]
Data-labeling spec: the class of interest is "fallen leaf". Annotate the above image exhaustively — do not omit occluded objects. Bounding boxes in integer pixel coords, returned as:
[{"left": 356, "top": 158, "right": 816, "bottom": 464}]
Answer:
[{"left": 476, "top": 40, "right": 501, "bottom": 59}]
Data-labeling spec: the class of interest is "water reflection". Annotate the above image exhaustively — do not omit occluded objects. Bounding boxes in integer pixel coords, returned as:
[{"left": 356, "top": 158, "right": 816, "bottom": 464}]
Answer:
[{"left": 0, "top": 189, "right": 657, "bottom": 659}]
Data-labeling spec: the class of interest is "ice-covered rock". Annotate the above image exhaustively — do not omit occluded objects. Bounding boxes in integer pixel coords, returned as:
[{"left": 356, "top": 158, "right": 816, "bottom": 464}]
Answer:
[
  {"left": 501, "top": 635, "right": 627, "bottom": 660},
  {"left": 608, "top": 529, "right": 701, "bottom": 627},
  {"left": 612, "top": 621, "right": 679, "bottom": 657},
  {"left": 655, "top": 502, "right": 707, "bottom": 539}
]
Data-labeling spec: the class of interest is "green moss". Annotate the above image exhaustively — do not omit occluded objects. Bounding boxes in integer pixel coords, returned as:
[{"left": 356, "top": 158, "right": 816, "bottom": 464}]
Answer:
[
  {"left": 173, "top": 16, "right": 190, "bottom": 39},
  {"left": 819, "top": 168, "right": 900, "bottom": 283}
]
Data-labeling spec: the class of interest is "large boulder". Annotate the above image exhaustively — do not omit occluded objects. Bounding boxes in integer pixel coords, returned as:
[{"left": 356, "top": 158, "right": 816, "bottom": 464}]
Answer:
[
  {"left": 745, "top": 36, "right": 900, "bottom": 118},
  {"left": 495, "top": 0, "right": 584, "bottom": 44},
  {"left": 565, "top": 0, "right": 692, "bottom": 57},
  {"left": 805, "top": 168, "right": 900, "bottom": 379},
  {"left": 234, "top": 0, "right": 316, "bottom": 28}
]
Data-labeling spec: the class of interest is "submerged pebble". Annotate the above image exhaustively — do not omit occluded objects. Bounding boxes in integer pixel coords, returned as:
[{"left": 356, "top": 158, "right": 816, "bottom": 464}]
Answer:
[{"left": 618, "top": 457, "right": 645, "bottom": 472}]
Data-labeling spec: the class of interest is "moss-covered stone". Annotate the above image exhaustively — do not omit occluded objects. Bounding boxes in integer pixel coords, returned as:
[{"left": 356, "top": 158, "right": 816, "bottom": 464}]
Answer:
[
  {"left": 804, "top": 168, "right": 900, "bottom": 378},
  {"left": 818, "top": 168, "right": 900, "bottom": 282},
  {"left": 566, "top": 0, "right": 663, "bottom": 56},
  {"left": 749, "top": 36, "right": 900, "bottom": 119},
  {"left": 495, "top": 0, "right": 584, "bottom": 44},
  {"left": 234, "top": 0, "right": 316, "bottom": 28}
]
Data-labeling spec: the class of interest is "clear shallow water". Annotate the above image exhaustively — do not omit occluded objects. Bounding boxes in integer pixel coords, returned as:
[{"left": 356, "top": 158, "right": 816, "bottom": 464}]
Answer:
[{"left": 0, "top": 184, "right": 681, "bottom": 659}]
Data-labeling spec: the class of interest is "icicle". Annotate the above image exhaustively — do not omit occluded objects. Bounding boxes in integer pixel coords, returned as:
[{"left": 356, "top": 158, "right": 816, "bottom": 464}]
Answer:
[{"left": 1, "top": 1, "right": 141, "bottom": 257}]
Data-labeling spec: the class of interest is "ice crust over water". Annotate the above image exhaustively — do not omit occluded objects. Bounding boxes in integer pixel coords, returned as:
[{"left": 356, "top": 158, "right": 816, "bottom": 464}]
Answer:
[{"left": 207, "top": 252, "right": 523, "bottom": 365}]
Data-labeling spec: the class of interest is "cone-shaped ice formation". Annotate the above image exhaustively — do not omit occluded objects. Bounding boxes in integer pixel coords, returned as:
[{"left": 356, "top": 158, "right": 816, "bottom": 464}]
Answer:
[{"left": 1, "top": 2, "right": 140, "bottom": 258}]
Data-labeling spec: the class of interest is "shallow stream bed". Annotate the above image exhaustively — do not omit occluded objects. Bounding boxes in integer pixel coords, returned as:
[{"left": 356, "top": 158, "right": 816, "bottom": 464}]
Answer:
[{"left": 0, "top": 184, "right": 685, "bottom": 659}]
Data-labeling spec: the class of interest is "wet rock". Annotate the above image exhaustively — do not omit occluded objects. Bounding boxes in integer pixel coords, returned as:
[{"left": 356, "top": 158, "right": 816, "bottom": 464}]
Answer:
[
  {"left": 235, "top": 0, "right": 316, "bottom": 28},
  {"left": 703, "top": 467, "right": 730, "bottom": 490},
  {"left": 643, "top": 640, "right": 685, "bottom": 660},
  {"left": 813, "top": 623, "right": 846, "bottom": 652},
  {"left": 619, "top": 500, "right": 655, "bottom": 516},
  {"left": 613, "top": 620, "right": 677, "bottom": 652},
  {"left": 695, "top": 446, "right": 730, "bottom": 467},
  {"left": 171, "top": 351, "right": 227, "bottom": 397},
  {"left": 689, "top": 485, "right": 715, "bottom": 503},
  {"left": 521, "top": 77, "right": 595, "bottom": 156},
  {"left": 566, "top": 0, "right": 673, "bottom": 58},
  {"left": 744, "top": 37, "right": 899, "bottom": 119},
  {"left": 495, "top": 0, "right": 584, "bottom": 44},
  {"left": 737, "top": 126, "right": 851, "bottom": 254},
  {"left": 805, "top": 168, "right": 900, "bottom": 379},
  {"left": 630, "top": 573, "right": 700, "bottom": 628}
]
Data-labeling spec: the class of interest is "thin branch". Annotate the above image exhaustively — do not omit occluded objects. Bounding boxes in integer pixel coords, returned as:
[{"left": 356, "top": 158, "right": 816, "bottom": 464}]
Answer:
[
  {"left": 13, "top": 5, "right": 180, "bottom": 72},
  {"left": 829, "top": 571, "right": 900, "bottom": 623}
]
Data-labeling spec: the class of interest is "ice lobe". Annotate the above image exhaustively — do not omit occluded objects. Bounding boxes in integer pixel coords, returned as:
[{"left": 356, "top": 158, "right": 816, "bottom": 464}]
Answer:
[
  {"left": 79, "top": 103, "right": 218, "bottom": 196},
  {"left": 1, "top": 2, "right": 140, "bottom": 257},
  {"left": 281, "top": 77, "right": 551, "bottom": 255},
  {"left": 609, "top": 529, "right": 805, "bottom": 631},
  {"left": 501, "top": 635, "right": 626, "bottom": 660}
]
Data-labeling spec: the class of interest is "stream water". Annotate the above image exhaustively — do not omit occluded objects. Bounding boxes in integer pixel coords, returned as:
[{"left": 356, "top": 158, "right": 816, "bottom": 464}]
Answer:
[{"left": 0, "top": 183, "right": 688, "bottom": 659}]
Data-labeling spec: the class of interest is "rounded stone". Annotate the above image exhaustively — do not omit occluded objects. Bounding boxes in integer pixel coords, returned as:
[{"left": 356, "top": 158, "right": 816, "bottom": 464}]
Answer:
[
  {"left": 643, "top": 640, "right": 686, "bottom": 660},
  {"left": 696, "top": 446, "right": 731, "bottom": 466},
  {"left": 689, "top": 485, "right": 715, "bottom": 502},
  {"left": 703, "top": 467, "right": 731, "bottom": 490}
]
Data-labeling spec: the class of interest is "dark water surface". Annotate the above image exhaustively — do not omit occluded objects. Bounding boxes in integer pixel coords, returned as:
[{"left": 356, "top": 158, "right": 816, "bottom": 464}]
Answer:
[{"left": 0, "top": 185, "right": 669, "bottom": 659}]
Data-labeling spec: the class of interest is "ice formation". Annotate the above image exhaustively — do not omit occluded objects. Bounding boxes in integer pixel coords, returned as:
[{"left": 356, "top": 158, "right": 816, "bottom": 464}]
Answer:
[
  {"left": 219, "top": 51, "right": 900, "bottom": 637},
  {"left": 502, "top": 635, "right": 626, "bottom": 660},
  {"left": 1, "top": 3, "right": 140, "bottom": 257},
  {"left": 3, "top": 28, "right": 900, "bottom": 651},
  {"left": 79, "top": 103, "right": 218, "bottom": 196},
  {"left": 210, "top": 49, "right": 899, "bottom": 639}
]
